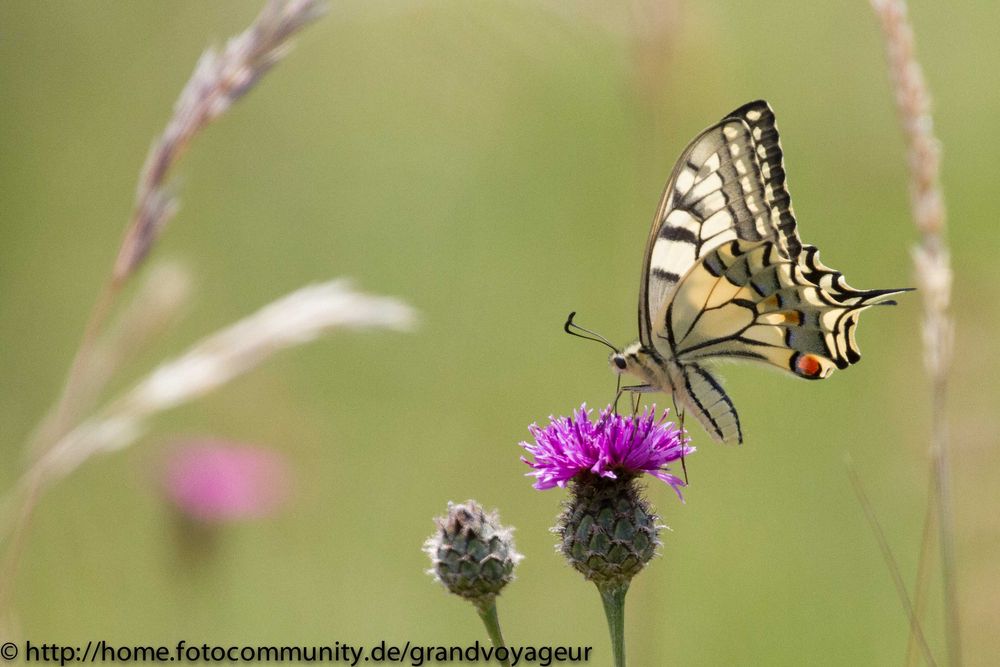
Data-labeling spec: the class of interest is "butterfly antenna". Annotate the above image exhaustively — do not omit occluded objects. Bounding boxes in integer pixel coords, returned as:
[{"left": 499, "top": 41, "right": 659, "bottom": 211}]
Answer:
[{"left": 564, "top": 311, "right": 620, "bottom": 353}]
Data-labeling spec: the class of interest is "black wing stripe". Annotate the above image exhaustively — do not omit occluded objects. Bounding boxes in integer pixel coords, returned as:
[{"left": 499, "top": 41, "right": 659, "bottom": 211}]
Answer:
[
  {"left": 659, "top": 225, "right": 699, "bottom": 244},
  {"left": 652, "top": 268, "right": 681, "bottom": 283}
]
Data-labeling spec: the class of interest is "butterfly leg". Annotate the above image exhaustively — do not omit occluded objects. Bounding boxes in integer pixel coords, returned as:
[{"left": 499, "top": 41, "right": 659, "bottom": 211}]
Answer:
[
  {"left": 618, "top": 384, "right": 653, "bottom": 449},
  {"left": 671, "top": 393, "right": 689, "bottom": 484},
  {"left": 620, "top": 384, "right": 654, "bottom": 416}
]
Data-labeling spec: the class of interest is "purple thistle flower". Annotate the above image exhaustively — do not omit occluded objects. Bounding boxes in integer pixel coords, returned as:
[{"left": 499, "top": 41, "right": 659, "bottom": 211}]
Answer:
[{"left": 520, "top": 404, "right": 693, "bottom": 497}]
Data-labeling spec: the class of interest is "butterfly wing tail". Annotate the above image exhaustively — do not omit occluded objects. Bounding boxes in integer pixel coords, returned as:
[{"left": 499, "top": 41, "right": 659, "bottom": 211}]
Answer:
[
  {"left": 677, "top": 364, "right": 744, "bottom": 444},
  {"left": 794, "top": 246, "right": 911, "bottom": 368}
]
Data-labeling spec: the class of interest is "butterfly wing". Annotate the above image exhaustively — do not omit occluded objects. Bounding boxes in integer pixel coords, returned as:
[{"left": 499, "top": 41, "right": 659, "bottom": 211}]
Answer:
[
  {"left": 668, "top": 237, "right": 905, "bottom": 374},
  {"left": 660, "top": 239, "right": 906, "bottom": 444},
  {"left": 632, "top": 101, "right": 906, "bottom": 443},
  {"left": 639, "top": 100, "right": 803, "bottom": 349}
]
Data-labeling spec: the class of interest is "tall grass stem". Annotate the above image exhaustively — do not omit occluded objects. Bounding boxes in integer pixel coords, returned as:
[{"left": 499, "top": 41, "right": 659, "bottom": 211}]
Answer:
[
  {"left": 847, "top": 459, "right": 937, "bottom": 667},
  {"left": 869, "top": 1, "right": 959, "bottom": 663}
]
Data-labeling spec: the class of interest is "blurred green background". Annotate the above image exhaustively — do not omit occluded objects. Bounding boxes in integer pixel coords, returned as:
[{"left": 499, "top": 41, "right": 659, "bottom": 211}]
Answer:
[{"left": 1, "top": 1, "right": 998, "bottom": 664}]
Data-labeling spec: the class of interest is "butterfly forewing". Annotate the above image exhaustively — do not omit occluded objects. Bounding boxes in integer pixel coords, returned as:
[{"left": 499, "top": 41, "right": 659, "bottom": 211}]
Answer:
[
  {"left": 639, "top": 101, "right": 803, "bottom": 348},
  {"left": 727, "top": 101, "right": 802, "bottom": 259}
]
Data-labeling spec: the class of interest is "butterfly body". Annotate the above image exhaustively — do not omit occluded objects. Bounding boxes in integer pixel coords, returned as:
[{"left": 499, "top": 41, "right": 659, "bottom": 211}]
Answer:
[
  {"left": 610, "top": 101, "right": 908, "bottom": 444},
  {"left": 610, "top": 342, "right": 742, "bottom": 442}
]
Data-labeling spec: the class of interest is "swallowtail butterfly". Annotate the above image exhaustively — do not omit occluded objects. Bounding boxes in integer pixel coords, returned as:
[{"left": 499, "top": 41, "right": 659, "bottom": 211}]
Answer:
[{"left": 602, "top": 101, "right": 907, "bottom": 444}]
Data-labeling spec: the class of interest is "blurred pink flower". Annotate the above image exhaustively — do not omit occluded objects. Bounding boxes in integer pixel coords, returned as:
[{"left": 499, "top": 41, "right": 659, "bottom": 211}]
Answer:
[{"left": 162, "top": 441, "right": 291, "bottom": 522}]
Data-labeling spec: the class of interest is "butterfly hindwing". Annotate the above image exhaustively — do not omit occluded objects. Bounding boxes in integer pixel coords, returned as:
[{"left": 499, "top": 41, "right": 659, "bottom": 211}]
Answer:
[
  {"left": 661, "top": 239, "right": 906, "bottom": 380},
  {"left": 639, "top": 101, "right": 802, "bottom": 348}
]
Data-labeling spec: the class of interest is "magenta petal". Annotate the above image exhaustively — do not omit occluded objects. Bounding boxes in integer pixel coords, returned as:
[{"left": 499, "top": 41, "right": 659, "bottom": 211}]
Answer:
[{"left": 519, "top": 404, "right": 692, "bottom": 499}]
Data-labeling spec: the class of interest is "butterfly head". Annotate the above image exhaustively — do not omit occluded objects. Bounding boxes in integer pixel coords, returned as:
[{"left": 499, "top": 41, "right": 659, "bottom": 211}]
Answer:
[
  {"left": 563, "top": 313, "right": 660, "bottom": 383},
  {"left": 610, "top": 341, "right": 644, "bottom": 376},
  {"left": 610, "top": 352, "right": 627, "bottom": 374}
]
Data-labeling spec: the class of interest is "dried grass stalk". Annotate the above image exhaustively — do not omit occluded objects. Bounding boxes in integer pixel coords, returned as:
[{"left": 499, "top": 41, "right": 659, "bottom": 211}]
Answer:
[
  {"left": 114, "top": 0, "right": 326, "bottom": 283},
  {"left": 29, "top": 280, "right": 415, "bottom": 488},
  {"left": 27, "top": 262, "right": 193, "bottom": 462},
  {"left": 3, "top": 0, "right": 340, "bottom": 618},
  {"left": 32, "top": 0, "right": 326, "bottom": 462},
  {"left": 869, "top": 1, "right": 959, "bottom": 664}
]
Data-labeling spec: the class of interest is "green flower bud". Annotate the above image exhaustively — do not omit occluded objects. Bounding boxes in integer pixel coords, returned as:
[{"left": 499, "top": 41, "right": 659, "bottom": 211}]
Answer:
[
  {"left": 558, "top": 474, "right": 659, "bottom": 586},
  {"left": 424, "top": 501, "right": 522, "bottom": 609}
]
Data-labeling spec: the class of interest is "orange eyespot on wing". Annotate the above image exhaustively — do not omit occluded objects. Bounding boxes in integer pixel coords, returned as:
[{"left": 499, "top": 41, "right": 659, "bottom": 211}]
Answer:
[{"left": 792, "top": 352, "right": 824, "bottom": 379}]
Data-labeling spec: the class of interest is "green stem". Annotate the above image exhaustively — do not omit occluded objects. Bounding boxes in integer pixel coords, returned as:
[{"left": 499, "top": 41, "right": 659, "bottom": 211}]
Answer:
[
  {"left": 598, "top": 582, "right": 629, "bottom": 667},
  {"left": 476, "top": 599, "right": 511, "bottom": 667}
]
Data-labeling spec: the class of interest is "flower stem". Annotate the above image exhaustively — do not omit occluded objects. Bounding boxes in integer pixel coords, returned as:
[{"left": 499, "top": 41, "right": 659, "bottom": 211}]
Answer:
[
  {"left": 476, "top": 599, "right": 511, "bottom": 667},
  {"left": 598, "top": 582, "right": 629, "bottom": 667}
]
